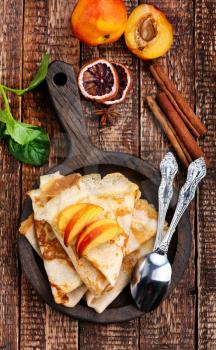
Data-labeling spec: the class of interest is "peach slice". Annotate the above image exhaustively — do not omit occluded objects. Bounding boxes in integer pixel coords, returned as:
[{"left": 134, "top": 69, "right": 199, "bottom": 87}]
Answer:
[
  {"left": 64, "top": 204, "right": 103, "bottom": 246},
  {"left": 124, "top": 4, "right": 173, "bottom": 60},
  {"left": 75, "top": 219, "right": 124, "bottom": 257},
  {"left": 57, "top": 203, "right": 89, "bottom": 233}
]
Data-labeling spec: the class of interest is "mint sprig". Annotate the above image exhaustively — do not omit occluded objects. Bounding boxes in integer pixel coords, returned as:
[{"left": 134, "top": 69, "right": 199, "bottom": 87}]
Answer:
[
  {"left": 0, "top": 54, "right": 50, "bottom": 166},
  {"left": 1, "top": 54, "right": 50, "bottom": 96}
]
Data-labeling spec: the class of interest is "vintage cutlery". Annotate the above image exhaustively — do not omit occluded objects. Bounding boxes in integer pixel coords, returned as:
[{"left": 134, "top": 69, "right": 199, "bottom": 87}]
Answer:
[
  {"left": 154, "top": 152, "right": 178, "bottom": 249},
  {"left": 131, "top": 157, "right": 206, "bottom": 312}
]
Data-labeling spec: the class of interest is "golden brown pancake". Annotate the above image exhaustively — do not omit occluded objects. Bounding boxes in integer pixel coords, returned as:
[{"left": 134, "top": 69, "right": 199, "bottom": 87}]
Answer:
[
  {"left": 21, "top": 171, "right": 161, "bottom": 312},
  {"left": 29, "top": 172, "right": 140, "bottom": 295}
]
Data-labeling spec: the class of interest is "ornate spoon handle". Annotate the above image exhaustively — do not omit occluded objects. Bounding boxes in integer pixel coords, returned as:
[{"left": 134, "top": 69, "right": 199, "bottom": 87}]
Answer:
[
  {"left": 159, "top": 157, "right": 206, "bottom": 254},
  {"left": 154, "top": 152, "right": 178, "bottom": 249}
]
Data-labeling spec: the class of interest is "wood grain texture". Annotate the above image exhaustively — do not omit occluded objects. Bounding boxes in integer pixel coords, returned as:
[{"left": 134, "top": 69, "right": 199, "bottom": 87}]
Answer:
[
  {"left": 79, "top": 0, "right": 140, "bottom": 348},
  {"left": 0, "top": 1, "right": 23, "bottom": 349},
  {"left": 45, "top": 306, "right": 78, "bottom": 350},
  {"left": 79, "top": 322, "right": 139, "bottom": 350},
  {"left": 139, "top": 1, "right": 196, "bottom": 349},
  {"left": 80, "top": 1, "right": 139, "bottom": 156},
  {"left": 20, "top": 277, "right": 46, "bottom": 350},
  {"left": 195, "top": 0, "right": 216, "bottom": 349},
  {"left": 20, "top": 1, "right": 79, "bottom": 349},
  {"left": 0, "top": 0, "right": 215, "bottom": 348},
  {"left": 18, "top": 61, "right": 191, "bottom": 325}
]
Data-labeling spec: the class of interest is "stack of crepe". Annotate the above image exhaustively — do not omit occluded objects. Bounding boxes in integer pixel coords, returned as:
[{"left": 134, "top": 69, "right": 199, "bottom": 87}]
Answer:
[{"left": 19, "top": 172, "right": 163, "bottom": 313}]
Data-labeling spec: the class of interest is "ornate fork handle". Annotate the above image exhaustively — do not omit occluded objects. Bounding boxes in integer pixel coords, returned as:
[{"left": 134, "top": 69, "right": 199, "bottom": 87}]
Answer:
[
  {"left": 159, "top": 157, "right": 207, "bottom": 254},
  {"left": 154, "top": 152, "right": 178, "bottom": 249}
]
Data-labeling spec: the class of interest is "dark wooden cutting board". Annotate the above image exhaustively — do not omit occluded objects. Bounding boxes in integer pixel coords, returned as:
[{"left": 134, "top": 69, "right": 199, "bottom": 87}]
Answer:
[{"left": 18, "top": 61, "right": 191, "bottom": 323}]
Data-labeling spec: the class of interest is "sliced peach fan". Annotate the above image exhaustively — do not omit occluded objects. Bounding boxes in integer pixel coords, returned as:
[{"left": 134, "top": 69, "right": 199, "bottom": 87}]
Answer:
[
  {"left": 78, "top": 59, "right": 119, "bottom": 102},
  {"left": 57, "top": 203, "right": 89, "bottom": 233},
  {"left": 75, "top": 219, "right": 124, "bottom": 257},
  {"left": 57, "top": 203, "right": 104, "bottom": 246}
]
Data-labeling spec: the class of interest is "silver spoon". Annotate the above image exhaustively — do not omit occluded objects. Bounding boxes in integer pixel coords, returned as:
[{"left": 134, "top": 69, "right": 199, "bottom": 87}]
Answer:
[
  {"left": 131, "top": 157, "right": 206, "bottom": 313},
  {"left": 154, "top": 152, "right": 178, "bottom": 249}
]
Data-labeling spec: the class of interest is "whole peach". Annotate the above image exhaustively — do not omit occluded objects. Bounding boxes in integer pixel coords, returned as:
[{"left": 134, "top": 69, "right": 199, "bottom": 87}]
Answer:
[{"left": 71, "top": 0, "right": 128, "bottom": 46}]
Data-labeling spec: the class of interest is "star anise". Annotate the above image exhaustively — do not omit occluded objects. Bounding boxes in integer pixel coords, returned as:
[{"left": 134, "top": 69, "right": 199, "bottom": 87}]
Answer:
[{"left": 95, "top": 105, "right": 121, "bottom": 128}]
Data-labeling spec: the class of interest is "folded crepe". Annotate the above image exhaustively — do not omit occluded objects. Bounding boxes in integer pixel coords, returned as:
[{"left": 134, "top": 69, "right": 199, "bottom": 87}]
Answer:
[
  {"left": 19, "top": 217, "right": 87, "bottom": 307},
  {"left": 126, "top": 198, "right": 165, "bottom": 255},
  {"left": 86, "top": 238, "right": 155, "bottom": 313},
  {"left": 19, "top": 214, "right": 41, "bottom": 256},
  {"left": 85, "top": 199, "right": 162, "bottom": 313},
  {"left": 20, "top": 173, "right": 87, "bottom": 307},
  {"left": 20, "top": 171, "right": 162, "bottom": 312},
  {"left": 29, "top": 172, "right": 140, "bottom": 296}
]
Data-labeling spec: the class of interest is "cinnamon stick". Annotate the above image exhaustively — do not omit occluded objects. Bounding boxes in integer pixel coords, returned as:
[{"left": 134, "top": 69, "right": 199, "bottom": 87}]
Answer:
[
  {"left": 150, "top": 64, "right": 207, "bottom": 137},
  {"left": 157, "top": 92, "right": 209, "bottom": 166},
  {"left": 146, "top": 96, "right": 189, "bottom": 168},
  {"left": 175, "top": 135, "right": 192, "bottom": 164},
  {"left": 150, "top": 65, "right": 199, "bottom": 138}
]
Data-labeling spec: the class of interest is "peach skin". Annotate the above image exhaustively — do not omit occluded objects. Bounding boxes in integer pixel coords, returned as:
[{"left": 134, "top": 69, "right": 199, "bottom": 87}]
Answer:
[
  {"left": 57, "top": 203, "right": 89, "bottom": 233},
  {"left": 64, "top": 204, "right": 103, "bottom": 246},
  {"left": 71, "top": 0, "right": 128, "bottom": 46},
  {"left": 76, "top": 219, "right": 123, "bottom": 257}
]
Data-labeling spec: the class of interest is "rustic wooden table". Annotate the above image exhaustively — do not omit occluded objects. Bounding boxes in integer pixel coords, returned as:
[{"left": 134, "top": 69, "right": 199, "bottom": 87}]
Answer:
[{"left": 0, "top": 0, "right": 215, "bottom": 349}]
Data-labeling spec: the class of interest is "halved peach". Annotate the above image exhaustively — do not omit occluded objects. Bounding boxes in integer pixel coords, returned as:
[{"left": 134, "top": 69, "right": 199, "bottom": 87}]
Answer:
[
  {"left": 64, "top": 204, "right": 103, "bottom": 246},
  {"left": 124, "top": 4, "right": 173, "bottom": 60},
  {"left": 57, "top": 203, "right": 89, "bottom": 233},
  {"left": 75, "top": 219, "right": 124, "bottom": 257}
]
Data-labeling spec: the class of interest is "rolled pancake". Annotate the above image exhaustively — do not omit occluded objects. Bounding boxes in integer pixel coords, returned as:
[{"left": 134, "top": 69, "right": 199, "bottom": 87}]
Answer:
[
  {"left": 126, "top": 199, "right": 167, "bottom": 255},
  {"left": 20, "top": 172, "right": 87, "bottom": 306},
  {"left": 28, "top": 173, "right": 109, "bottom": 296},
  {"left": 85, "top": 199, "right": 162, "bottom": 312},
  {"left": 19, "top": 216, "right": 86, "bottom": 307},
  {"left": 85, "top": 199, "right": 168, "bottom": 313},
  {"left": 86, "top": 238, "right": 155, "bottom": 313},
  {"left": 29, "top": 173, "right": 140, "bottom": 295},
  {"left": 34, "top": 220, "right": 83, "bottom": 293},
  {"left": 19, "top": 215, "right": 41, "bottom": 256}
]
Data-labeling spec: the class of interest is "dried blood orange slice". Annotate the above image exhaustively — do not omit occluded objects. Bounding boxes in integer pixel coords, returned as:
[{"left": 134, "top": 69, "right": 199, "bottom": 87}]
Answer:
[
  {"left": 78, "top": 59, "right": 119, "bottom": 102},
  {"left": 104, "top": 63, "right": 132, "bottom": 105}
]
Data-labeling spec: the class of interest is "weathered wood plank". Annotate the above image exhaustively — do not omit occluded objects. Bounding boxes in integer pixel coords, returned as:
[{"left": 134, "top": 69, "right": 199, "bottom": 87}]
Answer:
[
  {"left": 20, "top": 1, "right": 80, "bottom": 349},
  {"left": 79, "top": 322, "right": 139, "bottom": 350},
  {"left": 139, "top": 1, "right": 196, "bottom": 349},
  {"left": 45, "top": 306, "right": 78, "bottom": 350},
  {"left": 195, "top": 1, "right": 216, "bottom": 349},
  {"left": 0, "top": 1, "right": 23, "bottom": 349},
  {"left": 80, "top": 4, "right": 139, "bottom": 156},
  {"left": 79, "top": 1, "right": 140, "bottom": 349}
]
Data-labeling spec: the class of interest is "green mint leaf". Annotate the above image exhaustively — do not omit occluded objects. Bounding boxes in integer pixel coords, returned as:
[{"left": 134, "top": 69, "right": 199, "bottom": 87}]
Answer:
[
  {"left": 0, "top": 87, "right": 14, "bottom": 119},
  {"left": 0, "top": 107, "right": 42, "bottom": 145},
  {"left": 8, "top": 130, "right": 50, "bottom": 166},
  {"left": 23, "top": 53, "right": 50, "bottom": 94},
  {"left": 5, "top": 119, "right": 45, "bottom": 145},
  {"left": 0, "top": 109, "right": 9, "bottom": 124},
  {"left": 1, "top": 53, "right": 49, "bottom": 96},
  {"left": 0, "top": 86, "right": 49, "bottom": 148},
  {"left": 0, "top": 55, "right": 50, "bottom": 166}
]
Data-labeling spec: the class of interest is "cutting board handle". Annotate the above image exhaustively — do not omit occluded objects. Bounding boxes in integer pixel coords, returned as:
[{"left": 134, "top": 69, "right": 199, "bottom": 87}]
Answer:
[{"left": 46, "top": 60, "right": 102, "bottom": 166}]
